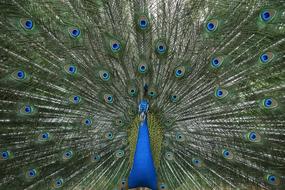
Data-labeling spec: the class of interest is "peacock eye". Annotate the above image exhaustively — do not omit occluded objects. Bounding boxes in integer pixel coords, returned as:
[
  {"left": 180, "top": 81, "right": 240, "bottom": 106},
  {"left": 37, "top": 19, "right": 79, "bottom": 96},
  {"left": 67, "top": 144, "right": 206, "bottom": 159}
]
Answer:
[
  {"left": 206, "top": 19, "right": 218, "bottom": 32},
  {"left": 54, "top": 178, "right": 64, "bottom": 188},
  {"left": 148, "top": 91, "right": 156, "bottom": 97},
  {"left": 20, "top": 104, "right": 34, "bottom": 115},
  {"left": 68, "top": 65, "right": 77, "bottom": 74},
  {"left": 69, "top": 27, "right": 81, "bottom": 38},
  {"left": 266, "top": 174, "right": 280, "bottom": 185},
  {"left": 24, "top": 105, "right": 32, "bottom": 113},
  {"left": 174, "top": 66, "right": 186, "bottom": 78},
  {"left": 211, "top": 57, "right": 223, "bottom": 68},
  {"left": 115, "top": 118, "right": 124, "bottom": 126},
  {"left": 246, "top": 131, "right": 261, "bottom": 143},
  {"left": 71, "top": 95, "right": 81, "bottom": 104},
  {"left": 215, "top": 87, "right": 228, "bottom": 99},
  {"left": 17, "top": 70, "right": 25, "bottom": 79},
  {"left": 249, "top": 132, "right": 256, "bottom": 140},
  {"left": 176, "top": 133, "right": 185, "bottom": 142},
  {"left": 259, "top": 52, "right": 274, "bottom": 64},
  {"left": 138, "top": 16, "right": 149, "bottom": 30},
  {"left": 104, "top": 94, "right": 114, "bottom": 104},
  {"left": 39, "top": 132, "right": 49, "bottom": 141},
  {"left": 261, "top": 98, "right": 278, "bottom": 109},
  {"left": 115, "top": 150, "right": 124, "bottom": 158},
  {"left": 156, "top": 41, "right": 167, "bottom": 55},
  {"left": 99, "top": 70, "right": 110, "bottom": 81},
  {"left": 165, "top": 152, "right": 174, "bottom": 161},
  {"left": 105, "top": 132, "right": 113, "bottom": 140},
  {"left": 20, "top": 19, "right": 34, "bottom": 30},
  {"left": 138, "top": 63, "right": 148, "bottom": 74},
  {"left": 128, "top": 87, "right": 137, "bottom": 97},
  {"left": 82, "top": 118, "right": 92, "bottom": 126},
  {"left": 63, "top": 150, "right": 73, "bottom": 160},
  {"left": 110, "top": 40, "right": 121, "bottom": 52},
  {"left": 170, "top": 94, "right": 178, "bottom": 102},
  {"left": 222, "top": 149, "right": 233, "bottom": 159},
  {"left": 160, "top": 183, "right": 167, "bottom": 189},
  {"left": 192, "top": 158, "right": 202, "bottom": 167},
  {"left": 12, "top": 70, "right": 28, "bottom": 81},
  {"left": 1, "top": 151, "right": 10, "bottom": 160},
  {"left": 260, "top": 10, "right": 276, "bottom": 22},
  {"left": 26, "top": 169, "right": 37, "bottom": 178},
  {"left": 92, "top": 153, "right": 101, "bottom": 162}
]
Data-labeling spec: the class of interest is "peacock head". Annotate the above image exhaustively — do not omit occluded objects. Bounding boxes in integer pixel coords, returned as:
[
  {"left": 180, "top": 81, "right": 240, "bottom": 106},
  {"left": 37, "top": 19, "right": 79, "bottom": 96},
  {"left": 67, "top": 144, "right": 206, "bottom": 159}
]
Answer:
[{"left": 138, "top": 99, "right": 149, "bottom": 114}]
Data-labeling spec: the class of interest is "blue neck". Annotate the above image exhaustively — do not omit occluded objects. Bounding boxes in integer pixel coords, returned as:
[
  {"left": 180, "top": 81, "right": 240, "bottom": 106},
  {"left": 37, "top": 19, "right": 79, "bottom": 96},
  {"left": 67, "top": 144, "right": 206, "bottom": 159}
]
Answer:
[{"left": 128, "top": 100, "right": 157, "bottom": 190}]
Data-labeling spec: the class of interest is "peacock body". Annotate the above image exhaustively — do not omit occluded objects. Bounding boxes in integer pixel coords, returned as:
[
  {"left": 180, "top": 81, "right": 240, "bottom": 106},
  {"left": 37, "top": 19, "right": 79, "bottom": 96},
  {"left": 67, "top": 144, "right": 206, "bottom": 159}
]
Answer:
[{"left": 0, "top": 0, "right": 285, "bottom": 189}]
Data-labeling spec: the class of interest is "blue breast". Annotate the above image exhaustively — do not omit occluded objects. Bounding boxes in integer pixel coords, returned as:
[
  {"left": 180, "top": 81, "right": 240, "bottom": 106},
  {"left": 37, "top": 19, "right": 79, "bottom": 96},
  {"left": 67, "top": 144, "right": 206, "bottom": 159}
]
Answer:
[{"left": 128, "top": 101, "right": 157, "bottom": 190}]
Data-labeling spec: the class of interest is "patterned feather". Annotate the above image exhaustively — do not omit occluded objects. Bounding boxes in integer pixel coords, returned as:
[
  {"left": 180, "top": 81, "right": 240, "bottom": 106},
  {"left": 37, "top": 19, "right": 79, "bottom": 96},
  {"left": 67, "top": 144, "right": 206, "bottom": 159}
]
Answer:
[{"left": 0, "top": 0, "right": 285, "bottom": 190}]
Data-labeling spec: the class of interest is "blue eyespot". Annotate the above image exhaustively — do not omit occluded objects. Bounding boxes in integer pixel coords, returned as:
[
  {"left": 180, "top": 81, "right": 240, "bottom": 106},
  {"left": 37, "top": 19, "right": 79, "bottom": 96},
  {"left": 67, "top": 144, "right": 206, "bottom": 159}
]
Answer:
[
  {"left": 138, "top": 16, "right": 150, "bottom": 30},
  {"left": 170, "top": 95, "right": 178, "bottom": 102},
  {"left": 156, "top": 41, "right": 167, "bottom": 54},
  {"left": 215, "top": 88, "right": 228, "bottom": 99},
  {"left": 176, "top": 133, "right": 185, "bottom": 142},
  {"left": 68, "top": 66, "right": 76, "bottom": 74},
  {"left": 72, "top": 95, "right": 81, "bottom": 104},
  {"left": 261, "top": 98, "right": 278, "bottom": 109},
  {"left": 40, "top": 132, "right": 49, "bottom": 140},
  {"left": 92, "top": 154, "right": 101, "bottom": 162},
  {"left": 99, "top": 70, "right": 110, "bottom": 81},
  {"left": 54, "top": 178, "right": 64, "bottom": 188},
  {"left": 148, "top": 90, "right": 157, "bottom": 98},
  {"left": 160, "top": 183, "right": 167, "bottom": 189},
  {"left": 27, "top": 169, "right": 37, "bottom": 178},
  {"left": 25, "top": 20, "right": 33, "bottom": 29},
  {"left": 17, "top": 70, "right": 25, "bottom": 79},
  {"left": 246, "top": 131, "right": 261, "bottom": 142},
  {"left": 158, "top": 45, "right": 165, "bottom": 52},
  {"left": 20, "top": 19, "right": 34, "bottom": 30},
  {"left": 128, "top": 87, "right": 137, "bottom": 97},
  {"left": 260, "top": 54, "right": 268, "bottom": 63},
  {"left": 121, "top": 179, "right": 127, "bottom": 186},
  {"left": 63, "top": 150, "right": 73, "bottom": 160},
  {"left": 105, "top": 132, "right": 113, "bottom": 140},
  {"left": 111, "top": 41, "right": 121, "bottom": 52},
  {"left": 222, "top": 149, "right": 233, "bottom": 159},
  {"left": 216, "top": 89, "right": 223, "bottom": 97},
  {"left": 139, "top": 65, "right": 147, "bottom": 73},
  {"left": 12, "top": 70, "right": 29, "bottom": 81},
  {"left": 24, "top": 105, "right": 32, "bottom": 113},
  {"left": 206, "top": 19, "right": 218, "bottom": 32},
  {"left": 1, "top": 151, "right": 10, "bottom": 160},
  {"left": 211, "top": 57, "right": 223, "bottom": 68},
  {"left": 264, "top": 98, "right": 272, "bottom": 107},
  {"left": 140, "top": 20, "right": 147, "bottom": 28},
  {"left": 249, "top": 132, "right": 256, "bottom": 140},
  {"left": 207, "top": 22, "right": 215, "bottom": 31},
  {"left": 115, "top": 150, "right": 124, "bottom": 158},
  {"left": 260, "top": 9, "right": 276, "bottom": 23},
  {"left": 104, "top": 94, "right": 114, "bottom": 104},
  {"left": 138, "top": 63, "right": 148, "bottom": 74},
  {"left": 165, "top": 152, "right": 174, "bottom": 161},
  {"left": 84, "top": 118, "right": 92, "bottom": 126},
  {"left": 261, "top": 11, "right": 271, "bottom": 22},
  {"left": 176, "top": 69, "right": 182, "bottom": 76},
  {"left": 192, "top": 158, "right": 202, "bottom": 167},
  {"left": 20, "top": 104, "right": 34, "bottom": 115},
  {"left": 266, "top": 174, "right": 280, "bottom": 185},
  {"left": 69, "top": 28, "right": 81, "bottom": 38}
]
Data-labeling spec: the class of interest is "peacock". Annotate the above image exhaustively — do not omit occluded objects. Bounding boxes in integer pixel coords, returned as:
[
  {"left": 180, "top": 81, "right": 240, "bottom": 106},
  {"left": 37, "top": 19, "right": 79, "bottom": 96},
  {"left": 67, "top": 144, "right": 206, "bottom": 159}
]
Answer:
[{"left": 0, "top": 0, "right": 285, "bottom": 189}]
